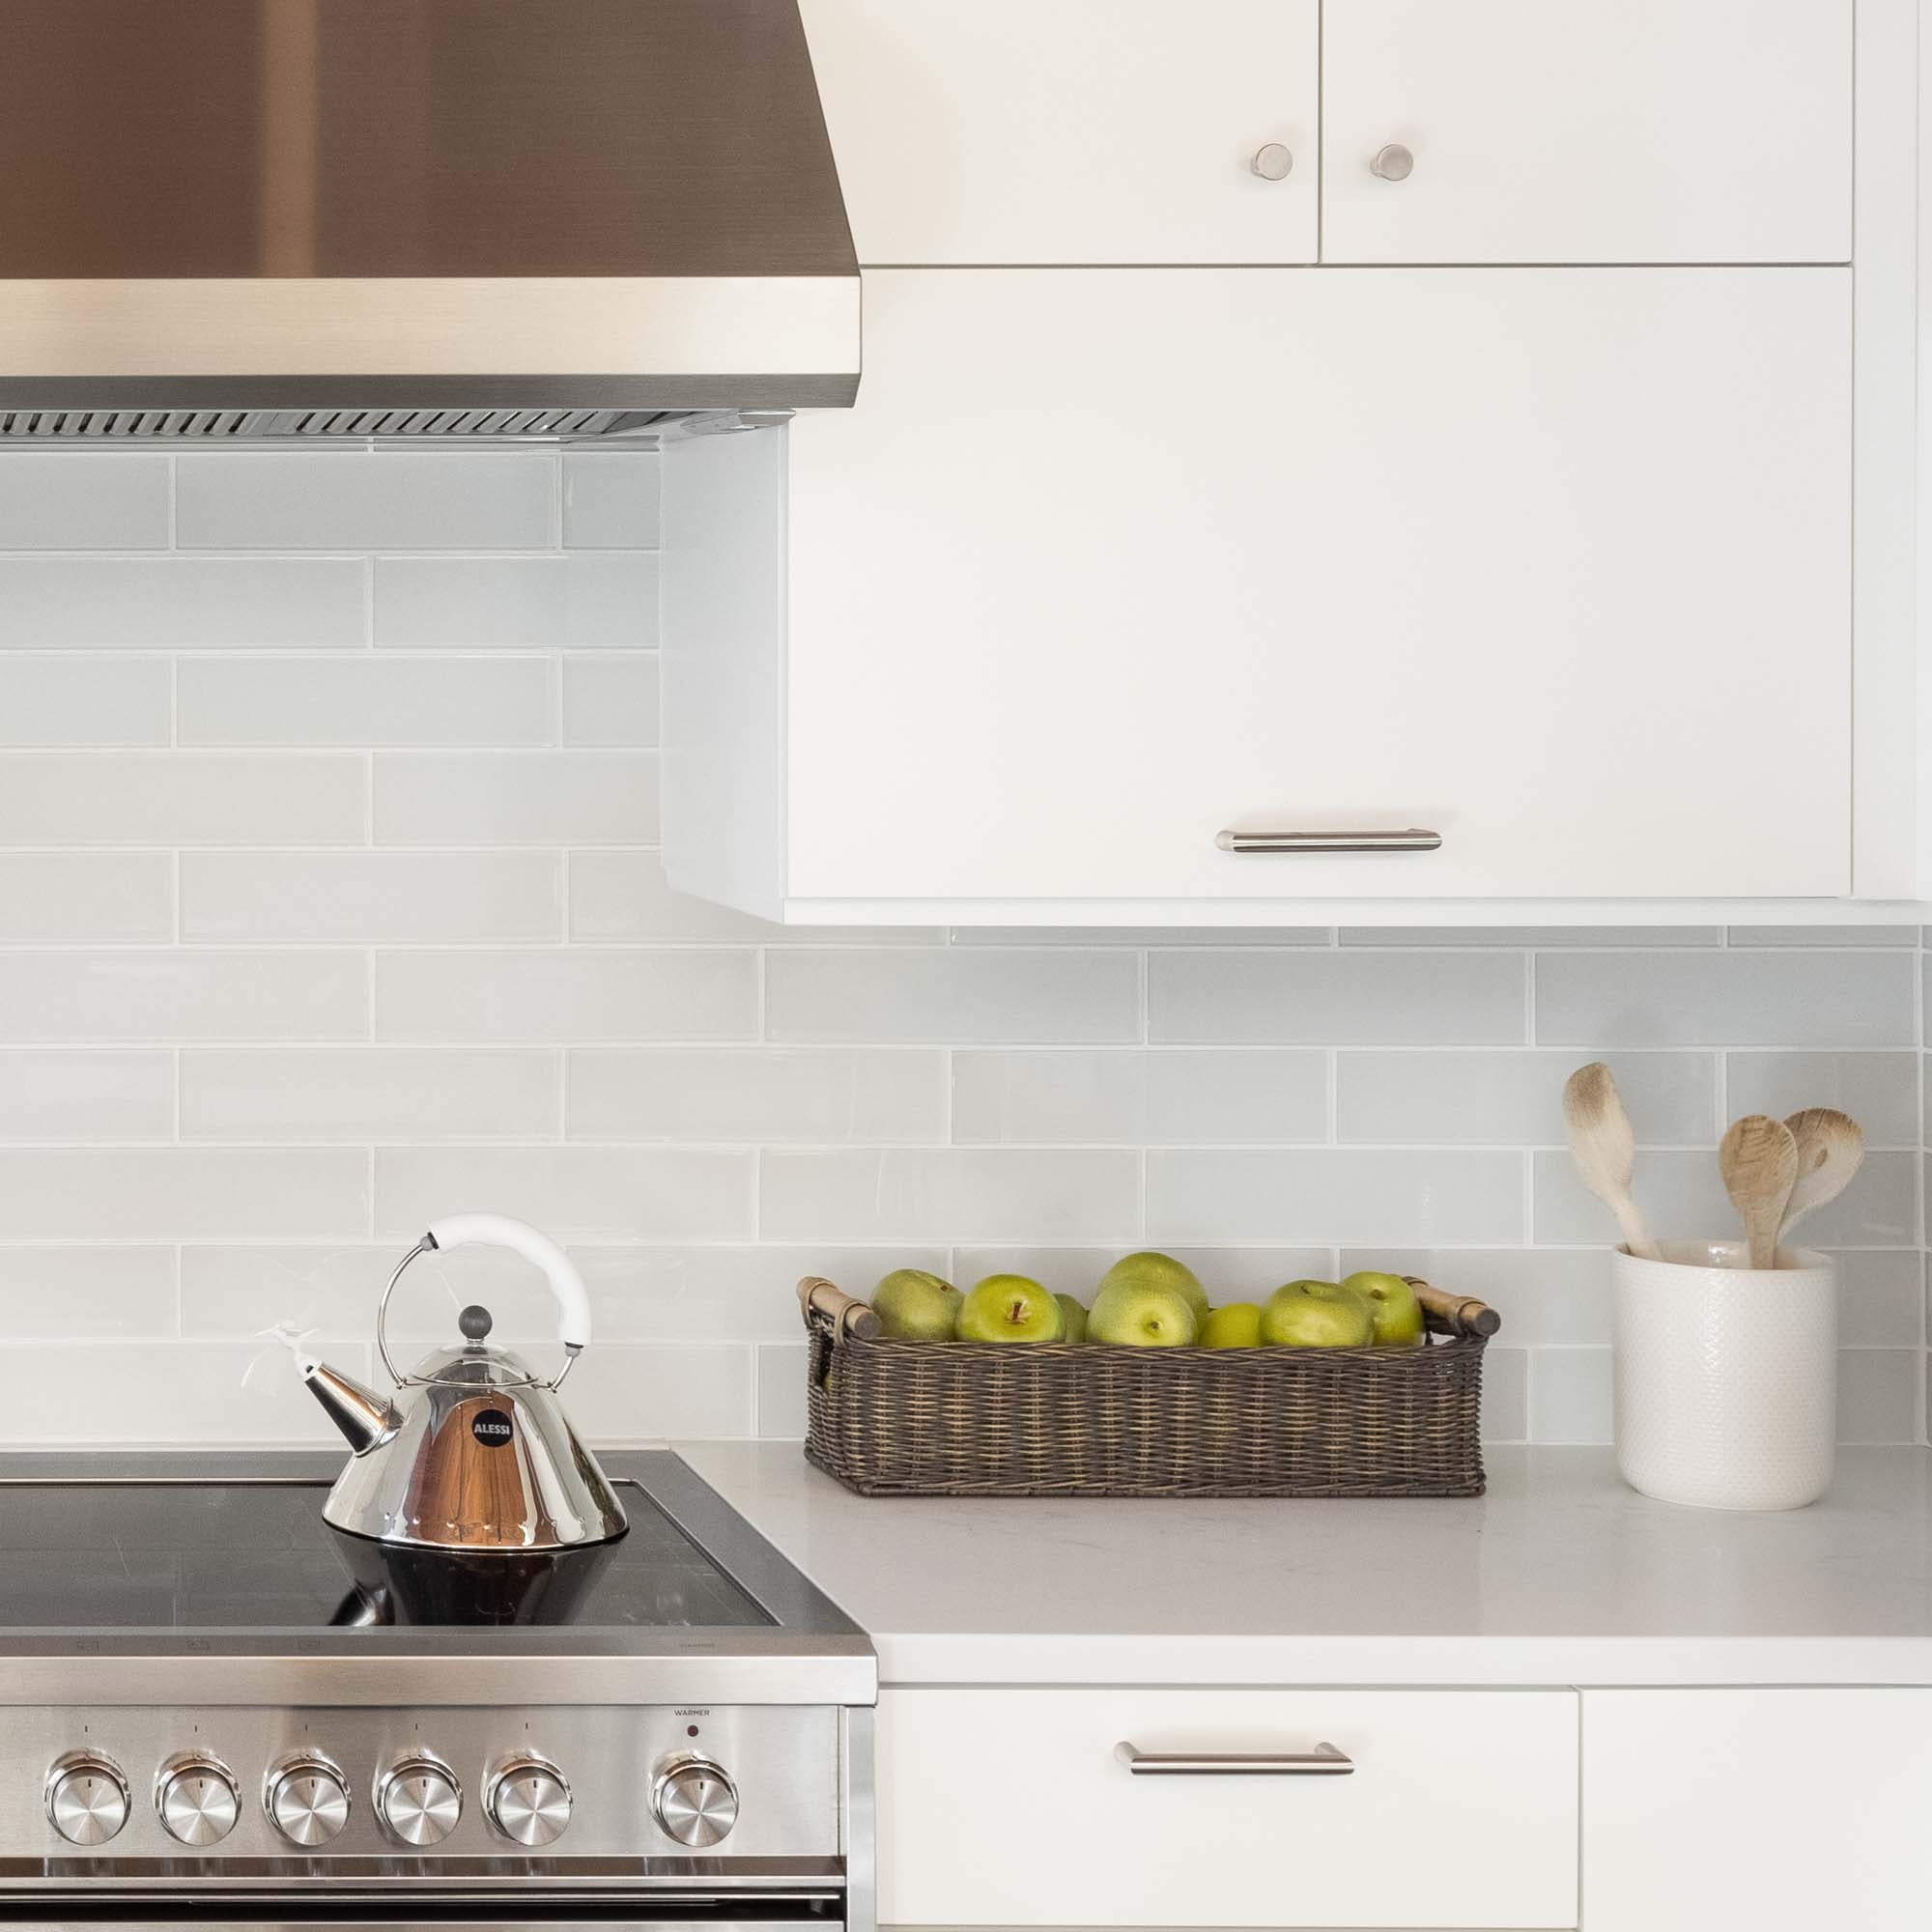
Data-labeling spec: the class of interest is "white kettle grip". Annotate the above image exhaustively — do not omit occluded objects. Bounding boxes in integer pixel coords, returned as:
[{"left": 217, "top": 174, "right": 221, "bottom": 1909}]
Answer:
[{"left": 426, "top": 1212, "right": 592, "bottom": 1353}]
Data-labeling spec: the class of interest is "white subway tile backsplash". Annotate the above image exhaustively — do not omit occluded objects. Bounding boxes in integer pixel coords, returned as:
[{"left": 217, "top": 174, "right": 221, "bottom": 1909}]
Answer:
[
  {"left": 0, "top": 446, "right": 1922, "bottom": 1449},
  {"left": 1337, "top": 1049, "right": 1715, "bottom": 1147},
  {"left": 0, "top": 1051, "right": 172, "bottom": 1141},
  {"left": 0, "top": 1148, "right": 367, "bottom": 1240},
  {"left": 0, "top": 753, "right": 363, "bottom": 845},
  {"left": 179, "top": 655, "right": 553, "bottom": 747},
  {"left": 951, "top": 1049, "right": 1329, "bottom": 1145},
  {"left": 568, "top": 1048, "right": 946, "bottom": 1143},
  {"left": 562, "top": 452, "right": 662, "bottom": 550},
  {"left": 1537, "top": 950, "right": 1917, "bottom": 1046},
  {"left": 767, "top": 949, "right": 1140, "bottom": 1043},
  {"left": 0, "top": 454, "right": 169, "bottom": 550},
  {"left": 182, "top": 1048, "right": 559, "bottom": 1142},
  {"left": 1146, "top": 1150, "right": 1525, "bottom": 1245},
  {"left": 0, "top": 558, "right": 366, "bottom": 648},
  {"left": 377, "top": 949, "right": 756, "bottom": 1042},
  {"left": 1150, "top": 951, "right": 1525, "bottom": 1043},
  {"left": 178, "top": 452, "right": 554, "bottom": 551},
  {"left": 376, "top": 1146, "right": 754, "bottom": 1241},
  {"left": 374, "top": 751, "right": 657, "bottom": 845},
  {"left": 180, "top": 850, "right": 560, "bottom": 944},
  {"left": 562, "top": 654, "right": 660, "bottom": 746},
  {"left": 0, "top": 658, "right": 172, "bottom": 747},
  {"left": 760, "top": 1149, "right": 1140, "bottom": 1242},
  {"left": 0, "top": 951, "right": 366, "bottom": 1042},
  {"left": 374, "top": 554, "right": 658, "bottom": 648}
]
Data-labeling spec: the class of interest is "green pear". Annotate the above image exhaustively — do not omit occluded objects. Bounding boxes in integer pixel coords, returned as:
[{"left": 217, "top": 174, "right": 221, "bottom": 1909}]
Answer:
[
  {"left": 1055, "top": 1293, "right": 1089, "bottom": 1344},
  {"left": 1343, "top": 1270, "right": 1426, "bottom": 1349},
  {"left": 1094, "top": 1250, "right": 1208, "bottom": 1320},
  {"left": 956, "top": 1273, "right": 1065, "bottom": 1344},
  {"left": 1199, "top": 1302, "right": 1263, "bottom": 1349},
  {"left": 1088, "top": 1279, "right": 1197, "bottom": 1349},
  {"left": 873, "top": 1267, "right": 961, "bottom": 1341},
  {"left": 1259, "top": 1279, "right": 1374, "bottom": 1349}
]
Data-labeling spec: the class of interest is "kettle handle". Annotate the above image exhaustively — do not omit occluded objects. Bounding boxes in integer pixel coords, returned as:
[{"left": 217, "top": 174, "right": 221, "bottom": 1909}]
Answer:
[{"left": 376, "top": 1214, "right": 592, "bottom": 1390}]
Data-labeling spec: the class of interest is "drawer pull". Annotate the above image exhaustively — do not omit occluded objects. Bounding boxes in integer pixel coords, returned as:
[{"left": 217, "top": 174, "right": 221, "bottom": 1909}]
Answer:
[
  {"left": 1216, "top": 828, "right": 1442, "bottom": 854},
  {"left": 1114, "top": 1740, "right": 1354, "bottom": 1776}
]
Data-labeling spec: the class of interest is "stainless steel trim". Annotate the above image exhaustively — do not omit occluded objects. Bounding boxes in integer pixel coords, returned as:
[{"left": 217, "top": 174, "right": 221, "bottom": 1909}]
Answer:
[
  {"left": 1215, "top": 828, "right": 1443, "bottom": 853},
  {"left": 1113, "top": 1740, "right": 1354, "bottom": 1776},
  {"left": 840, "top": 1707, "right": 875, "bottom": 1932},
  {"left": 0, "top": 381, "right": 841, "bottom": 421},
  {"left": 0, "top": 1859, "right": 843, "bottom": 1891},
  {"left": 0, "top": 1923, "right": 835, "bottom": 1932}
]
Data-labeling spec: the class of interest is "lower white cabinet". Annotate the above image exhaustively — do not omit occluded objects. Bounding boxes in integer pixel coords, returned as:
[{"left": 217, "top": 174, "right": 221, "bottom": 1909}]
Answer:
[
  {"left": 876, "top": 1686, "right": 1578, "bottom": 1928},
  {"left": 1582, "top": 1689, "right": 1932, "bottom": 1930}
]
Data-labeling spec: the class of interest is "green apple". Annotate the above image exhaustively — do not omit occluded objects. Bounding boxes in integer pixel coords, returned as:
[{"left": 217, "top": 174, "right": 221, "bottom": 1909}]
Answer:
[
  {"left": 956, "top": 1273, "right": 1065, "bottom": 1344},
  {"left": 872, "top": 1267, "right": 961, "bottom": 1341},
  {"left": 1259, "top": 1279, "right": 1374, "bottom": 1349},
  {"left": 1055, "top": 1293, "right": 1089, "bottom": 1344},
  {"left": 1088, "top": 1280, "right": 1198, "bottom": 1349},
  {"left": 1199, "top": 1302, "right": 1263, "bottom": 1349},
  {"left": 1094, "top": 1250, "right": 1208, "bottom": 1321},
  {"left": 1343, "top": 1270, "right": 1426, "bottom": 1349}
]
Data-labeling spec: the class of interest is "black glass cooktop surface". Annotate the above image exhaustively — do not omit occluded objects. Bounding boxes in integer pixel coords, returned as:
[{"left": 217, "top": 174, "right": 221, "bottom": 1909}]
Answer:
[{"left": 0, "top": 1473, "right": 774, "bottom": 1631}]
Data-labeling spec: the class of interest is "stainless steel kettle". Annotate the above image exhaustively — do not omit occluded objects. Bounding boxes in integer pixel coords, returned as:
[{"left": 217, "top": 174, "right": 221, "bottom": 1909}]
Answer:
[{"left": 299, "top": 1213, "right": 627, "bottom": 1552}]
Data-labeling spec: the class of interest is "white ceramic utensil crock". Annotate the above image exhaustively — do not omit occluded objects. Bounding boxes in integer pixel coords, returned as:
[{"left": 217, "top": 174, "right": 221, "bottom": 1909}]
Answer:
[{"left": 1611, "top": 1238, "right": 1835, "bottom": 1512}]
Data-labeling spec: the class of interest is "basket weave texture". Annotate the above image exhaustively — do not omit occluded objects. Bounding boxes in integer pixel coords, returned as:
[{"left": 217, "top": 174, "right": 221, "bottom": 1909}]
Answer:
[{"left": 799, "top": 1276, "right": 1496, "bottom": 1499}]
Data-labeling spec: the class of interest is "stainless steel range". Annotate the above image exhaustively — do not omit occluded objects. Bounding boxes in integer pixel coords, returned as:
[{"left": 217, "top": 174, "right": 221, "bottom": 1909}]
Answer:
[{"left": 0, "top": 1450, "right": 874, "bottom": 1932}]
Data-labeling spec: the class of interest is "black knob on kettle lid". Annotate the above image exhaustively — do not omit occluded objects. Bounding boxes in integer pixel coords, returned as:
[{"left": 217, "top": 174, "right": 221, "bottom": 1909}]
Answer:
[{"left": 458, "top": 1303, "right": 494, "bottom": 1341}]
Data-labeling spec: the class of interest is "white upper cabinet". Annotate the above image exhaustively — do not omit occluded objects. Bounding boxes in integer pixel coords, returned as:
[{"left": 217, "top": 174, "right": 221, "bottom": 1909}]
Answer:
[
  {"left": 779, "top": 269, "right": 1850, "bottom": 904},
  {"left": 1322, "top": 0, "right": 1853, "bottom": 264},
  {"left": 797, "top": 0, "right": 1320, "bottom": 265}
]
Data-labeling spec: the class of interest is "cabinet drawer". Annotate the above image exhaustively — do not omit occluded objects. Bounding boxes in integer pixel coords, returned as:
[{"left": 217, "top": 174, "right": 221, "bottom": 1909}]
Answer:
[
  {"left": 1323, "top": 0, "right": 1851, "bottom": 264},
  {"left": 877, "top": 1687, "right": 1577, "bottom": 1928},
  {"left": 798, "top": 0, "right": 1319, "bottom": 265}
]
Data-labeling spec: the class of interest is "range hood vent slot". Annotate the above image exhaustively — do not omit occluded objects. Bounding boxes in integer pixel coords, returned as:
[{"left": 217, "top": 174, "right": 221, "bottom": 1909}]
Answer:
[{"left": 0, "top": 408, "right": 696, "bottom": 443}]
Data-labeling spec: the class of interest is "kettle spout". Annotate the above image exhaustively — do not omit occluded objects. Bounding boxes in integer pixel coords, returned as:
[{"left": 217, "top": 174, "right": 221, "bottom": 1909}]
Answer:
[{"left": 304, "top": 1358, "right": 403, "bottom": 1456}]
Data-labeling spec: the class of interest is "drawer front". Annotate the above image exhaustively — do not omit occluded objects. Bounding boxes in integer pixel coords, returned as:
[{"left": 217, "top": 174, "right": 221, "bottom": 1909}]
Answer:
[
  {"left": 798, "top": 0, "right": 1319, "bottom": 266},
  {"left": 878, "top": 1687, "right": 1578, "bottom": 1928},
  {"left": 1323, "top": 0, "right": 1851, "bottom": 264}
]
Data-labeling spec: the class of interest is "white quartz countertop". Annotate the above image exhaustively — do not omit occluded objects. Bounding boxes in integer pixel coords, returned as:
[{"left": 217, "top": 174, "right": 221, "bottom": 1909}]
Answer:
[{"left": 674, "top": 1441, "right": 1932, "bottom": 1687}]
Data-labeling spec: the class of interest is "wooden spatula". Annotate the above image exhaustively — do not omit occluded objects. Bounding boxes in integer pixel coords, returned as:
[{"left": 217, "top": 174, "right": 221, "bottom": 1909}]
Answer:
[
  {"left": 1719, "top": 1114, "right": 1800, "bottom": 1268},
  {"left": 1562, "top": 1062, "right": 1661, "bottom": 1261},
  {"left": 1778, "top": 1107, "right": 1864, "bottom": 1249}
]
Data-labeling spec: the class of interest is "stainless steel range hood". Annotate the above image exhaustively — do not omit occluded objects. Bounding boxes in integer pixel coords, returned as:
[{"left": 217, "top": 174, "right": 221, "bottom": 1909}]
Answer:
[{"left": 0, "top": 0, "right": 860, "bottom": 440}]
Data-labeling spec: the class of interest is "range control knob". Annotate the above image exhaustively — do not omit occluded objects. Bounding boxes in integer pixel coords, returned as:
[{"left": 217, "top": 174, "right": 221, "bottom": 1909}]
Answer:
[
  {"left": 377, "top": 1753, "right": 462, "bottom": 1846},
  {"left": 266, "top": 1752, "right": 352, "bottom": 1847},
  {"left": 486, "top": 1754, "right": 572, "bottom": 1847},
  {"left": 651, "top": 1753, "right": 738, "bottom": 1848},
  {"left": 156, "top": 1753, "right": 240, "bottom": 1847},
  {"left": 45, "top": 1752, "right": 129, "bottom": 1846}
]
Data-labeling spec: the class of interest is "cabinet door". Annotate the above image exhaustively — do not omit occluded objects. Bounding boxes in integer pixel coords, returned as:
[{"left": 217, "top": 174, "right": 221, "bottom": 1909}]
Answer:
[
  {"left": 1584, "top": 1690, "right": 1932, "bottom": 1929},
  {"left": 797, "top": 0, "right": 1318, "bottom": 265},
  {"left": 1323, "top": 0, "right": 1852, "bottom": 264},
  {"left": 786, "top": 269, "right": 1851, "bottom": 902}
]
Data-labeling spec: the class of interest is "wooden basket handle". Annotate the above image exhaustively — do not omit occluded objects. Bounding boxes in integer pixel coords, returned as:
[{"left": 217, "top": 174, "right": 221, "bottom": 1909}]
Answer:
[
  {"left": 1411, "top": 1280, "right": 1501, "bottom": 1339},
  {"left": 797, "top": 1276, "right": 881, "bottom": 1340}
]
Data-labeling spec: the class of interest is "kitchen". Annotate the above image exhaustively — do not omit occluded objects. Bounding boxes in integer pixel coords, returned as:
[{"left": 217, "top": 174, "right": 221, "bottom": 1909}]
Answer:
[{"left": 0, "top": 1, "right": 1922, "bottom": 1929}]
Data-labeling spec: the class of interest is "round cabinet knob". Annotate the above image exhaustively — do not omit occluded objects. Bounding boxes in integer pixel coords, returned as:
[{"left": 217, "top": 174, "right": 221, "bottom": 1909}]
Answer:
[
  {"left": 651, "top": 1753, "right": 738, "bottom": 1849},
  {"left": 377, "top": 1754, "right": 462, "bottom": 1847},
  {"left": 266, "top": 1753, "right": 352, "bottom": 1848},
  {"left": 156, "top": 1753, "right": 240, "bottom": 1847},
  {"left": 1250, "top": 142, "right": 1293, "bottom": 182},
  {"left": 486, "top": 1754, "right": 572, "bottom": 1847},
  {"left": 1371, "top": 142, "right": 1415, "bottom": 182},
  {"left": 45, "top": 1752, "right": 129, "bottom": 1846}
]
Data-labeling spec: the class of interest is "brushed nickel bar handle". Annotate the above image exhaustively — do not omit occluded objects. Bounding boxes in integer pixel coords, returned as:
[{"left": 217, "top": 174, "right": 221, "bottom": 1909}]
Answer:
[
  {"left": 1216, "top": 828, "right": 1442, "bottom": 853},
  {"left": 1114, "top": 1740, "right": 1354, "bottom": 1776}
]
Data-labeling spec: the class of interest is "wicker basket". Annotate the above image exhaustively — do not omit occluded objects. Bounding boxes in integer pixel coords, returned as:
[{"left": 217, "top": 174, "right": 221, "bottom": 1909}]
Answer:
[{"left": 799, "top": 1275, "right": 1499, "bottom": 1499}]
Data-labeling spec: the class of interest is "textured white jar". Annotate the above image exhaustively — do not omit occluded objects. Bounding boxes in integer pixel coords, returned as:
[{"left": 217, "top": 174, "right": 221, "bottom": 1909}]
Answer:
[{"left": 1610, "top": 1238, "right": 1836, "bottom": 1512}]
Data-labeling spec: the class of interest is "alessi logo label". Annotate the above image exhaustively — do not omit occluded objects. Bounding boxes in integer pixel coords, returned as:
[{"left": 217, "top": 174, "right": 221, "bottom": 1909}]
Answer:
[{"left": 470, "top": 1407, "right": 515, "bottom": 1447}]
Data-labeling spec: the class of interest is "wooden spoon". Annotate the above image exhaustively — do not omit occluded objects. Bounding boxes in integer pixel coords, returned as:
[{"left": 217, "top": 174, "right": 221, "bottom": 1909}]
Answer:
[
  {"left": 1562, "top": 1062, "right": 1661, "bottom": 1261},
  {"left": 1719, "top": 1114, "right": 1800, "bottom": 1268},
  {"left": 1778, "top": 1107, "right": 1864, "bottom": 1249}
]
